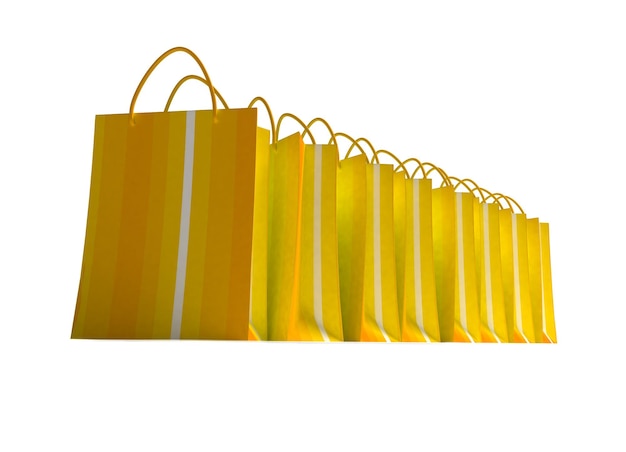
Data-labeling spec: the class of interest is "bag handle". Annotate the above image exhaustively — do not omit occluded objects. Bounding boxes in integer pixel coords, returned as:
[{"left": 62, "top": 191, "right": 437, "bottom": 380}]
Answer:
[
  {"left": 275, "top": 112, "right": 316, "bottom": 144},
  {"left": 420, "top": 162, "right": 453, "bottom": 186},
  {"left": 484, "top": 193, "right": 525, "bottom": 214},
  {"left": 129, "top": 47, "right": 216, "bottom": 124},
  {"left": 305, "top": 118, "right": 337, "bottom": 145},
  {"left": 248, "top": 97, "right": 276, "bottom": 144},
  {"left": 345, "top": 137, "right": 381, "bottom": 164},
  {"left": 164, "top": 74, "right": 229, "bottom": 111},
  {"left": 334, "top": 132, "right": 371, "bottom": 164},
  {"left": 374, "top": 150, "right": 410, "bottom": 177},
  {"left": 447, "top": 176, "right": 487, "bottom": 203},
  {"left": 397, "top": 157, "right": 426, "bottom": 179}
]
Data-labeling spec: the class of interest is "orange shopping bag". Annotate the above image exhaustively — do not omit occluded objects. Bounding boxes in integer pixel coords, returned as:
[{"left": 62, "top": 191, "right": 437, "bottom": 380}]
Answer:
[{"left": 72, "top": 47, "right": 259, "bottom": 340}]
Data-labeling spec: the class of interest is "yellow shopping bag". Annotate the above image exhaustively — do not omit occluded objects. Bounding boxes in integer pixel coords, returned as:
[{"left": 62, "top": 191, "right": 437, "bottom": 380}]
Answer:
[
  {"left": 71, "top": 47, "right": 260, "bottom": 340},
  {"left": 430, "top": 167, "right": 456, "bottom": 342},
  {"left": 335, "top": 134, "right": 370, "bottom": 341},
  {"left": 526, "top": 215, "right": 557, "bottom": 343},
  {"left": 267, "top": 115, "right": 344, "bottom": 341},
  {"left": 539, "top": 223, "right": 557, "bottom": 343},
  {"left": 449, "top": 179, "right": 510, "bottom": 343},
  {"left": 360, "top": 145, "right": 401, "bottom": 342},
  {"left": 164, "top": 77, "right": 273, "bottom": 341},
  {"left": 395, "top": 158, "right": 441, "bottom": 342},
  {"left": 497, "top": 200, "right": 536, "bottom": 343}
]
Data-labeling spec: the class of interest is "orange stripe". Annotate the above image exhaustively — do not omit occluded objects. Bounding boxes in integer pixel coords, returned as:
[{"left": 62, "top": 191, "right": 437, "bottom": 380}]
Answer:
[
  {"left": 225, "top": 109, "right": 257, "bottom": 339},
  {"left": 135, "top": 112, "right": 170, "bottom": 338},
  {"left": 108, "top": 113, "right": 154, "bottom": 338}
]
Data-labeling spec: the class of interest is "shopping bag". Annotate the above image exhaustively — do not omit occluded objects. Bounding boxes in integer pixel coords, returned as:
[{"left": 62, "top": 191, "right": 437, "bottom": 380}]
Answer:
[
  {"left": 498, "top": 204, "right": 536, "bottom": 343},
  {"left": 449, "top": 180, "right": 510, "bottom": 343},
  {"left": 478, "top": 197, "right": 510, "bottom": 343},
  {"left": 267, "top": 115, "right": 344, "bottom": 341},
  {"left": 266, "top": 127, "right": 304, "bottom": 341},
  {"left": 429, "top": 166, "right": 458, "bottom": 342},
  {"left": 164, "top": 77, "right": 273, "bottom": 341},
  {"left": 336, "top": 134, "right": 369, "bottom": 341},
  {"left": 539, "top": 223, "right": 557, "bottom": 343},
  {"left": 361, "top": 150, "right": 402, "bottom": 342},
  {"left": 395, "top": 158, "right": 441, "bottom": 342},
  {"left": 451, "top": 190, "right": 482, "bottom": 342},
  {"left": 528, "top": 216, "right": 557, "bottom": 343},
  {"left": 71, "top": 47, "right": 259, "bottom": 340}
]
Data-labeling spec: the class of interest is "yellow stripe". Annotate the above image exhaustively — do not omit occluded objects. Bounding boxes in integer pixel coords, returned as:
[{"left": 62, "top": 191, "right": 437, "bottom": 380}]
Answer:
[
  {"left": 249, "top": 128, "right": 271, "bottom": 340},
  {"left": 499, "top": 209, "right": 515, "bottom": 341},
  {"left": 72, "top": 115, "right": 106, "bottom": 338},
  {"left": 512, "top": 213, "right": 535, "bottom": 342},
  {"left": 82, "top": 115, "right": 128, "bottom": 338},
  {"left": 540, "top": 223, "right": 557, "bottom": 342},
  {"left": 526, "top": 218, "right": 544, "bottom": 342},
  {"left": 379, "top": 165, "right": 401, "bottom": 341},
  {"left": 432, "top": 186, "right": 456, "bottom": 341},
  {"left": 393, "top": 171, "right": 407, "bottom": 329},
  {"left": 418, "top": 179, "right": 440, "bottom": 341},
  {"left": 487, "top": 204, "right": 508, "bottom": 342},
  {"left": 337, "top": 155, "right": 367, "bottom": 341},
  {"left": 267, "top": 133, "right": 303, "bottom": 340}
]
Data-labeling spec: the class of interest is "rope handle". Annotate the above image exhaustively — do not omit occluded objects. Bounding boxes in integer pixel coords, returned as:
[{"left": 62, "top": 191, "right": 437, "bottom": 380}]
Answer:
[
  {"left": 484, "top": 193, "right": 525, "bottom": 214},
  {"left": 248, "top": 97, "right": 277, "bottom": 144},
  {"left": 305, "top": 118, "right": 337, "bottom": 145},
  {"left": 275, "top": 112, "right": 316, "bottom": 144},
  {"left": 333, "top": 132, "right": 370, "bottom": 163},
  {"left": 447, "top": 177, "right": 487, "bottom": 203},
  {"left": 129, "top": 47, "right": 215, "bottom": 125},
  {"left": 374, "top": 150, "right": 410, "bottom": 177},
  {"left": 397, "top": 157, "right": 427, "bottom": 179},
  {"left": 421, "top": 162, "right": 453, "bottom": 186},
  {"left": 345, "top": 137, "right": 381, "bottom": 164},
  {"left": 164, "top": 74, "right": 229, "bottom": 112}
]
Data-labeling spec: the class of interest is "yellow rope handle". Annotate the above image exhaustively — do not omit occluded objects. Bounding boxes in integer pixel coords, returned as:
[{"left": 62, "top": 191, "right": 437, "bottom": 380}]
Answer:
[
  {"left": 483, "top": 193, "right": 514, "bottom": 211},
  {"left": 345, "top": 137, "right": 380, "bottom": 163},
  {"left": 163, "top": 75, "right": 229, "bottom": 112},
  {"left": 483, "top": 193, "right": 525, "bottom": 214},
  {"left": 248, "top": 96, "right": 276, "bottom": 144},
  {"left": 275, "top": 112, "right": 316, "bottom": 144},
  {"left": 305, "top": 118, "right": 338, "bottom": 145},
  {"left": 447, "top": 176, "right": 486, "bottom": 203},
  {"left": 334, "top": 132, "right": 370, "bottom": 163},
  {"left": 374, "top": 150, "right": 410, "bottom": 177},
  {"left": 396, "top": 157, "right": 427, "bottom": 179},
  {"left": 421, "top": 162, "right": 452, "bottom": 186},
  {"left": 129, "top": 47, "right": 215, "bottom": 124}
]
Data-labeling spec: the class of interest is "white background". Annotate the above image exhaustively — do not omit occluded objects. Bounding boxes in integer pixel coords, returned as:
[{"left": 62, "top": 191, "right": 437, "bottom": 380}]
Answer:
[{"left": 1, "top": 1, "right": 625, "bottom": 450}]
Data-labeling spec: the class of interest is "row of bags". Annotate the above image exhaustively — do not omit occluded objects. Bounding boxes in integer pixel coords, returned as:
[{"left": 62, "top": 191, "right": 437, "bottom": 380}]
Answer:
[{"left": 71, "top": 47, "right": 556, "bottom": 342}]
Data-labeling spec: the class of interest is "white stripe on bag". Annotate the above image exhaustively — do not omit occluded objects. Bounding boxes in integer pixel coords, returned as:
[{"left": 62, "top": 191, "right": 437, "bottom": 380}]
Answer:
[
  {"left": 313, "top": 145, "right": 330, "bottom": 341},
  {"left": 170, "top": 111, "right": 196, "bottom": 339},
  {"left": 456, "top": 193, "right": 474, "bottom": 343},
  {"left": 512, "top": 213, "right": 530, "bottom": 342},
  {"left": 483, "top": 204, "right": 500, "bottom": 343},
  {"left": 373, "top": 165, "right": 391, "bottom": 342},
  {"left": 412, "top": 181, "right": 430, "bottom": 342}
]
